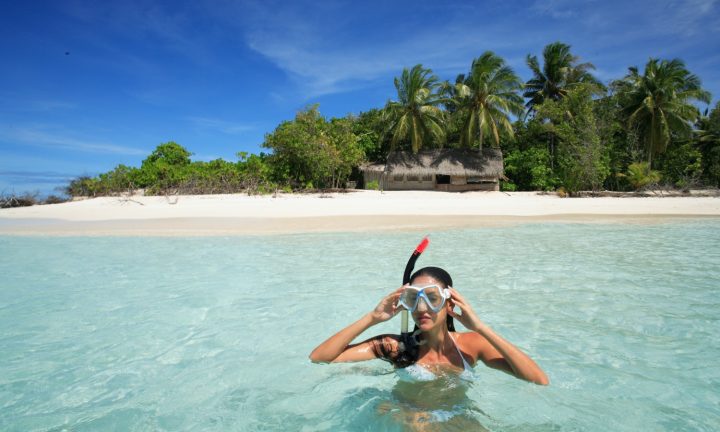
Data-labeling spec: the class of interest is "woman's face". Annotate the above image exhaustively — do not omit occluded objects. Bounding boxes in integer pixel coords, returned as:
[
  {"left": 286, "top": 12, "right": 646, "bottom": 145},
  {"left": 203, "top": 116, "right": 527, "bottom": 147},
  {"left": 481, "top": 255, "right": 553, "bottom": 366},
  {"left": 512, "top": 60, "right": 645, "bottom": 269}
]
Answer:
[{"left": 409, "top": 274, "right": 448, "bottom": 332}]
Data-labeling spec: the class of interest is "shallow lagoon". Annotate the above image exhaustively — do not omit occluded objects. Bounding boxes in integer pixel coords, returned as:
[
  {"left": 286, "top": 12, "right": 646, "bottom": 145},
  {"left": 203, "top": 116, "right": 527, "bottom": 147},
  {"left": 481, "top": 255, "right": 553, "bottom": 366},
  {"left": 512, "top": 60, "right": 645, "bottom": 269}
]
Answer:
[{"left": 1, "top": 220, "right": 719, "bottom": 431}]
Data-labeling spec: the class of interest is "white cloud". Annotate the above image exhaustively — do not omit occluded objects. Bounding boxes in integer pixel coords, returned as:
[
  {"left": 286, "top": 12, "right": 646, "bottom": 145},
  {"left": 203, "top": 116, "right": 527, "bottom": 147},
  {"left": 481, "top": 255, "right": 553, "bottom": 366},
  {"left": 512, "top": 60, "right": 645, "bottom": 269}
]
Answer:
[
  {"left": 64, "top": 0, "right": 215, "bottom": 66},
  {"left": 187, "top": 117, "right": 255, "bottom": 135},
  {"left": 0, "top": 94, "right": 77, "bottom": 113},
  {"left": 0, "top": 126, "right": 147, "bottom": 156},
  {"left": 238, "top": 3, "right": 524, "bottom": 98},
  {"left": 531, "top": 0, "right": 584, "bottom": 19},
  {"left": 0, "top": 170, "right": 77, "bottom": 184}
]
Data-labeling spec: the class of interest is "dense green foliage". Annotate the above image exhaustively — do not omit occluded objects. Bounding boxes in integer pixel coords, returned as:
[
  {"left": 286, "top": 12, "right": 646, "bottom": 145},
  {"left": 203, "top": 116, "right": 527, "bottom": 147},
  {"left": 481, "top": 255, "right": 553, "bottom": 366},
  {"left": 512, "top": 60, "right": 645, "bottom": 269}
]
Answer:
[
  {"left": 262, "top": 105, "right": 363, "bottom": 189},
  {"left": 443, "top": 51, "right": 524, "bottom": 149},
  {"left": 524, "top": 42, "right": 604, "bottom": 113},
  {"left": 614, "top": 59, "right": 712, "bottom": 167},
  {"left": 621, "top": 162, "right": 662, "bottom": 190},
  {"left": 696, "top": 102, "right": 720, "bottom": 186},
  {"left": 65, "top": 142, "right": 277, "bottom": 197},
  {"left": 383, "top": 64, "right": 446, "bottom": 153},
  {"left": 537, "top": 85, "right": 610, "bottom": 192},
  {"left": 62, "top": 42, "right": 717, "bottom": 198}
]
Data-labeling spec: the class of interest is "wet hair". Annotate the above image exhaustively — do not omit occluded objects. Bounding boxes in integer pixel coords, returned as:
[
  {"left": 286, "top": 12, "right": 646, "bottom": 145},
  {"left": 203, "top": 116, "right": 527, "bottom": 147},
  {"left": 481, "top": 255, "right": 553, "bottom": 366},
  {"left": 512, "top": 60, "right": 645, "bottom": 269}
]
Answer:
[
  {"left": 371, "top": 266, "right": 456, "bottom": 368},
  {"left": 409, "top": 266, "right": 456, "bottom": 332}
]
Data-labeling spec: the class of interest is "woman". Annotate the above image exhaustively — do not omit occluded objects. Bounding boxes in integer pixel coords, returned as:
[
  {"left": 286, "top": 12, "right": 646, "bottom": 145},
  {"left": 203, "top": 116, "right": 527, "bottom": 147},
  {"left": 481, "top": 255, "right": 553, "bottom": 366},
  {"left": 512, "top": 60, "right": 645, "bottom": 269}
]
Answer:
[{"left": 310, "top": 266, "right": 549, "bottom": 386}]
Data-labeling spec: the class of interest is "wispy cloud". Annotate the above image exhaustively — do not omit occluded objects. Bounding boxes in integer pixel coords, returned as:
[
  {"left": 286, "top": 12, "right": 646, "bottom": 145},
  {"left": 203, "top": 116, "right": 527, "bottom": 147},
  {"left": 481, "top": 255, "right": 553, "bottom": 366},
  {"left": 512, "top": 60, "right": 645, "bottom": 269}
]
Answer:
[
  {"left": 0, "top": 93, "right": 77, "bottom": 113},
  {"left": 64, "top": 0, "right": 218, "bottom": 67},
  {"left": 237, "top": 2, "right": 526, "bottom": 98},
  {"left": 0, "top": 126, "right": 147, "bottom": 156},
  {"left": 0, "top": 170, "right": 77, "bottom": 184},
  {"left": 532, "top": 0, "right": 584, "bottom": 19},
  {"left": 660, "top": 0, "right": 720, "bottom": 36},
  {"left": 532, "top": 0, "right": 719, "bottom": 37},
  {"left": 187, "top": 117, "right": 255, "bottom": 134}
]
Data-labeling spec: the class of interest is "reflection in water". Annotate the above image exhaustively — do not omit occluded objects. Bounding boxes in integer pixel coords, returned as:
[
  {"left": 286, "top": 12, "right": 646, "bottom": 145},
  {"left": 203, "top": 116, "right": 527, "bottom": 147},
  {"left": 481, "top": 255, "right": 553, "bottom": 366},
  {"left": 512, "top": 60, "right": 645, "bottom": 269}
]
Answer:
[
  {"left": 385, "top": 368, "right": 488, "bottom": 431},
  {"left": 334, "top": 366, "right": 490, "bottom": 431}
]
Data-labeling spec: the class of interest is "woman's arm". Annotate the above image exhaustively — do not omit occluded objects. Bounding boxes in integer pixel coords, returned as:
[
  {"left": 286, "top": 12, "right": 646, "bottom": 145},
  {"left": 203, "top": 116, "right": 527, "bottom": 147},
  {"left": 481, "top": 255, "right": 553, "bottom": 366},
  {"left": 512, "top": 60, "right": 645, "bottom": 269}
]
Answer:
[
  {"left": 449, "top": 289, "right": 549, "bottom": 385},
  {"left": 309, "top": 287, "right": 403, "bottom": 363}
]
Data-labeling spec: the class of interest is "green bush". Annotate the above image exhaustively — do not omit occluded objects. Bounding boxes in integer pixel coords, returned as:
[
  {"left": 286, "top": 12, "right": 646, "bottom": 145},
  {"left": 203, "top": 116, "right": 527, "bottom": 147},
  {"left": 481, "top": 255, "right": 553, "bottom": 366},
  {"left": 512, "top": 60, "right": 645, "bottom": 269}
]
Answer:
[
  {"left": 658, "top": 141, "right": 702, "bottom": 188},
  {"left": 44, "top": 195, "right": 68, "bottom": 204},
  {"left": 365, "top": 180, "right": 379, "bottom": 190},
  {"left": 263, "top": 105, "right": 364, "bottom": 190},
  {"left": 622, "top": 162, "right": 662, "bottom": 190},
  {"left": 536, "top": 85, "right": 610, "bottom": 193},
  {"left": 500, "top": 181, "right": 517, "bottom": 192},
  {"left": 504, "top": 147, "right": 558, "bottom": 191},
  {"left": 65, "top": 176, "right": 101, "bottom": 197}
]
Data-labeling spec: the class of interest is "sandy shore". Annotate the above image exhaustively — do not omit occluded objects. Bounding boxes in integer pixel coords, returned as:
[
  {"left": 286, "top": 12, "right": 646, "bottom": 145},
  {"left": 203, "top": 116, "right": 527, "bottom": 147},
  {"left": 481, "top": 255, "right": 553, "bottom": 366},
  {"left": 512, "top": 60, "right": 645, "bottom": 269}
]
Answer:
[{"left": 1, "top": 190, "right": 719, "bottom": 235}]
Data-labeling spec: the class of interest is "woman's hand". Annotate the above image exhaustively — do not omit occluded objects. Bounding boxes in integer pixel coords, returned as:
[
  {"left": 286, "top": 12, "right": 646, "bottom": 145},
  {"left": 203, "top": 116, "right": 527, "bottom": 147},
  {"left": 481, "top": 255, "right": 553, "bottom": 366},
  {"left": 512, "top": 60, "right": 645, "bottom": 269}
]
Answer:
[
  {"left": 370, "top": 286, "right": 405, "bottom": 324},
  {"left": 447, "top": 288, "right": 483, "bottom": 332}
]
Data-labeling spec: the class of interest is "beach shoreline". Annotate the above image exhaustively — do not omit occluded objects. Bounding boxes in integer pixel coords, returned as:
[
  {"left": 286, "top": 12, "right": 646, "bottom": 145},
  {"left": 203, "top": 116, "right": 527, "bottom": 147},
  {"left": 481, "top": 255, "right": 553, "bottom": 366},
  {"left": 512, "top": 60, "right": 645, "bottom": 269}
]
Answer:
[{"left": 1, "top": 190, "right": 719, "bottom": 236}]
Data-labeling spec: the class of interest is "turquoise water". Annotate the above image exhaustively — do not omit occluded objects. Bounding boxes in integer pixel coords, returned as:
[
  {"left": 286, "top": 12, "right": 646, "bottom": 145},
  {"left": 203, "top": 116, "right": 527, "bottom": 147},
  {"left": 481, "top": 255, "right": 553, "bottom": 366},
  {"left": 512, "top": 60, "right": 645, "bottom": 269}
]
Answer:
[{"left": 1, "top": 220, "right": 719, "bottom": 431}]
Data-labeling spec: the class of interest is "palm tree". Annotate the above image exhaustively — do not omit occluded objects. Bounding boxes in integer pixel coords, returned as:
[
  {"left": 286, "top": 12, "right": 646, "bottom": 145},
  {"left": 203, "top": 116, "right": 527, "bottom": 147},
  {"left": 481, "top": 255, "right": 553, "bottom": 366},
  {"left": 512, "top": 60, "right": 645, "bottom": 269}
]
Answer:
[
  {"left": 383, "top": 64, "right": 446, "bottom": 153},
  {"left": 446, "top": 51, "right": 524, "bottom": 150},
  {"left": 695, "top": 102, "right": 720, "bottom": 185},
  {"left": 615, "top": 58, "right": 711, "bottom": 167},
  {"left": 524, "top": 42, "right": 604, "bottom": 114}
]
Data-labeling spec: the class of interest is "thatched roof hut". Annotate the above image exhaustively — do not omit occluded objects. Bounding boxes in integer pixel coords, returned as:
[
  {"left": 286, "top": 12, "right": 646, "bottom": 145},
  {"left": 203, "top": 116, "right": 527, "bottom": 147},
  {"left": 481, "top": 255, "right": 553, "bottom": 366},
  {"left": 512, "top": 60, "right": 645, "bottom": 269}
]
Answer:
[
  {"left": 361, "top": 148, "right": 504, "bottom": 191},
  {"left": 385, "top": 148, "right": 503, "bottom": 179}
]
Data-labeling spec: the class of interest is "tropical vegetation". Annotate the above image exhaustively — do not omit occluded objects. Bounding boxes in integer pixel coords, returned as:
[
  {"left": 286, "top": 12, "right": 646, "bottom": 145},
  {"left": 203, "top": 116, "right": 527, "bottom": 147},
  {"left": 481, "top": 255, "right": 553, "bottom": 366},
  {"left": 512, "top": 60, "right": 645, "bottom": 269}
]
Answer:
[
  {"left": 54, "top": 41, "right": 716, "bottom": 199},
  {"left": 443, "top": 51, "right": 524, "bottom": 149},
  {"left": 383, "top": 64, "right": 446, "bottom": 153}
]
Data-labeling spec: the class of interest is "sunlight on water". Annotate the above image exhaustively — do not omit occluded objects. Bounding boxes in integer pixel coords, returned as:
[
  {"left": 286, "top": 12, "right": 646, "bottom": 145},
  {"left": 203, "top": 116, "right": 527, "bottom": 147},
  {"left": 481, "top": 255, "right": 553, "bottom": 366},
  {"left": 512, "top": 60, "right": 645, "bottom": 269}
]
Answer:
[{"left": 1, "top": 220, "right": 719, "bottom": 431}]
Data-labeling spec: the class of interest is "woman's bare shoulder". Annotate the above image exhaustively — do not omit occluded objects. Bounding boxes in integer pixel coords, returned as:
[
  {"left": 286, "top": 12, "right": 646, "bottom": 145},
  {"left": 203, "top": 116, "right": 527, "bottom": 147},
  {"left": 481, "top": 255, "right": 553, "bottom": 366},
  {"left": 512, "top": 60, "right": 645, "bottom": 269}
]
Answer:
[{"left": 454, "top": 331, "right": 490, "bottom": 351}]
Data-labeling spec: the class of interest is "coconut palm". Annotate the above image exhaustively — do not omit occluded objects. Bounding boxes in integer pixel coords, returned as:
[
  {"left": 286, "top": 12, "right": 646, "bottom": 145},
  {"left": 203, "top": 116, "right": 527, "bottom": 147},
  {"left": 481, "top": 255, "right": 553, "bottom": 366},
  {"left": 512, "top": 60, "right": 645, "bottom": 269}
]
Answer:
[
  {"left": 383, "top": 64, "right": 446, "bottom": 153},
  {"left": 695, "top": 102, "right": 720, "bottom": 185},
  {"left": 524, "top": 42, "right": 604, "bottom": 114},
  {"left": 615, "top": 58, "right": 712, "bottom": 167},
  {"left": 446, "top": 51, "right": 524, "bottom": 149}
]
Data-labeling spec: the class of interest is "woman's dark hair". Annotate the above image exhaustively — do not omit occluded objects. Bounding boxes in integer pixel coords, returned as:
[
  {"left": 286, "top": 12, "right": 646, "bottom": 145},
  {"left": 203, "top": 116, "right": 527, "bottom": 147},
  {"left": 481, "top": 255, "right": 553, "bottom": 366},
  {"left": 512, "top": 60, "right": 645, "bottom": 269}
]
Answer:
[
  {"left": 371, "top": 266, "right": 456, "bottom": 368},
  {"left": 410, "top": 266, "right": 455, "bottom": 332}
]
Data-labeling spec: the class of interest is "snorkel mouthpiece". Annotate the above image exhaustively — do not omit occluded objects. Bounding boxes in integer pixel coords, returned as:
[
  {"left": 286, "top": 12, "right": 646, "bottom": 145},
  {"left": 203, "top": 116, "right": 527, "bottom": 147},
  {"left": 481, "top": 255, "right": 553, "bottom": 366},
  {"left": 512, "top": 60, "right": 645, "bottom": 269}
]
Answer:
[
  {"left": 402, "top": 236, "right": 429, "bottom": 297},
  {"left": 396, "top": 236, "right": 429, "bottom": 368}
]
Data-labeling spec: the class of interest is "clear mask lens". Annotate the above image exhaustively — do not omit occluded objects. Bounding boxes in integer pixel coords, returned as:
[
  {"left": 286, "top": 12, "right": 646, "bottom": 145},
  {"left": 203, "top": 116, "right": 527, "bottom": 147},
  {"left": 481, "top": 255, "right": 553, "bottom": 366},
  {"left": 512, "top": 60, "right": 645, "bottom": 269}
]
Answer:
[{"left": 400, "top": 285, "right": 446, "bottom": 312}]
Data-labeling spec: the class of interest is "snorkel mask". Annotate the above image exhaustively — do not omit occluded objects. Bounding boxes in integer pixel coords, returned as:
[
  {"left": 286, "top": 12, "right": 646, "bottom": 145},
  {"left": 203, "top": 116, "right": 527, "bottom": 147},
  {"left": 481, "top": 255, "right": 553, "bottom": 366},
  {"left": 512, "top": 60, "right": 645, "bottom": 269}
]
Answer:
[{"left": 399, "top": 284, "right": 451, "bottom": 313}]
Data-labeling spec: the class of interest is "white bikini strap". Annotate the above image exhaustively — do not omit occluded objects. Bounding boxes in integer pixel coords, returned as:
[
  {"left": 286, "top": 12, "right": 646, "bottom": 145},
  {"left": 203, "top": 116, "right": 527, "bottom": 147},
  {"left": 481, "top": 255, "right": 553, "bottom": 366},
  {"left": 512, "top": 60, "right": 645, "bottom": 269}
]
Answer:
[{"left": 449, "top": 332, "right": 471, "bottom": 369}]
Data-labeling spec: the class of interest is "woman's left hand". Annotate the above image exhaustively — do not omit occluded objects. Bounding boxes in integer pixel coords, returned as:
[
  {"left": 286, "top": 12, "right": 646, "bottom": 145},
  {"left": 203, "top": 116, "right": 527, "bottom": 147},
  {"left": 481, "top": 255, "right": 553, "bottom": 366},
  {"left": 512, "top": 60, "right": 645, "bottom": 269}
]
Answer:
[{"left": 447, "top": 288, "right": 483, "bottom": 332}]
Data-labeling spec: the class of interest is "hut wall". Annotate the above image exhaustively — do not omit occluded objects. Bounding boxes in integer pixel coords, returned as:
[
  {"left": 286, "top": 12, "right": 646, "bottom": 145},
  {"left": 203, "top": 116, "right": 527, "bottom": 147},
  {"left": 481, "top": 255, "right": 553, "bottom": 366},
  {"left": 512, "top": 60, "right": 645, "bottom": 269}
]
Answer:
[
  {"left": 386, "top": 174, "right": 434, "bottom": 190},
  {"left": 435, "top": 181, "right": 498, "bottom": 192},
  {"left": 450, "top": 176, "right": 466, "bottom": 185},
  {"left": 362, "top": 170, "right": 384, "bottom": 189}
]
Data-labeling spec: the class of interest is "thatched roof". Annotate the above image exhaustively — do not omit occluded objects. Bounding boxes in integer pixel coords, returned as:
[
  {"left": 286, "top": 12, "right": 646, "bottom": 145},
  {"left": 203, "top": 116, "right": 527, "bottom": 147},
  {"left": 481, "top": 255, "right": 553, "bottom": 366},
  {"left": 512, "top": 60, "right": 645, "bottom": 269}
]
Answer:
[
  {"left": 382, "top": 148, "right": 503, "bottom": 178},
  {"left": 359, "top": 162, "right": 385, "bottom": 173}
]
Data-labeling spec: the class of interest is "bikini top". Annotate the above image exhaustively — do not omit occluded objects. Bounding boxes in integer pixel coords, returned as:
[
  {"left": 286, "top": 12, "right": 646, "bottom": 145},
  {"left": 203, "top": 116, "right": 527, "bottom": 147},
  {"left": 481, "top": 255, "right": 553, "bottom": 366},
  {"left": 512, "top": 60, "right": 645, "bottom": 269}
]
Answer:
[{"left": 396, "top": 332, "right": 474, "bottom": 382}]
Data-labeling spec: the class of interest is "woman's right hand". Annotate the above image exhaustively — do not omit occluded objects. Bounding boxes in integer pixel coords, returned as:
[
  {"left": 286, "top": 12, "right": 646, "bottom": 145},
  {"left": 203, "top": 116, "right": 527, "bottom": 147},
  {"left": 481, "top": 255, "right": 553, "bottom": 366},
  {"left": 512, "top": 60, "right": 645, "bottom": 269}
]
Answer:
[{"left": 370, "top": 286, "right": 406, "bottom": 324}]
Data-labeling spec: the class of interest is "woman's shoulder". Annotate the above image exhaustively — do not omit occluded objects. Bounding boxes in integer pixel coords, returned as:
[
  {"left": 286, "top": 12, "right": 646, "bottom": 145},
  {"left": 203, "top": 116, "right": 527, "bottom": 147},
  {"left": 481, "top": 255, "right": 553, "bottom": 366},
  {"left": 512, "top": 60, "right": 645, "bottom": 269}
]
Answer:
[{"left": 453, "top": 331, "right": 490, "bottom": 354}]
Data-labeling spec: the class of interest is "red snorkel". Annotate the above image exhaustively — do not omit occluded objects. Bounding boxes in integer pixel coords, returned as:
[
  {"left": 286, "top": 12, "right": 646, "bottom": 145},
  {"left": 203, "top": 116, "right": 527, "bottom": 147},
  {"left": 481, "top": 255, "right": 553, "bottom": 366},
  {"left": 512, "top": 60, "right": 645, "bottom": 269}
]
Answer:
[
  {"left": 395, "top": 236, "right": 429, "bottom": 367},
  {"left": 401, "top": 236, "right": 429, "bottom": 334}
]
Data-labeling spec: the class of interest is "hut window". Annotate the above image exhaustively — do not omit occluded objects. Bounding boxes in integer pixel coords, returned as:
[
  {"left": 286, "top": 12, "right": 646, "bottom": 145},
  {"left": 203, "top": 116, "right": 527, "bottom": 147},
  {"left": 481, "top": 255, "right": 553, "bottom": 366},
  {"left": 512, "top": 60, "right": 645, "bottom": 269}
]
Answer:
[
  {"left": 393, "top": 174, "right": 404, "bottom": 182},
  {"left": 422, "top": 174, "right": 432, "bottom": 181},
  {"left": 406, "top": 175, "right": 419, "bottom": 182},
  {"left": 436, "top": 174, "right": 450, "bottom": 184}
]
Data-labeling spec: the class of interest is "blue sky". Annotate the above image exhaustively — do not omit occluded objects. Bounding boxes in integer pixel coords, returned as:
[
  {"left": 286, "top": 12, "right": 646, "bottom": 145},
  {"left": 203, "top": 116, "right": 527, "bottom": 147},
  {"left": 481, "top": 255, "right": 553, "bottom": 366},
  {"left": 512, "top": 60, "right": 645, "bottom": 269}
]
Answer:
[{"left": 2, "top": 0, "right": 719, "bottom": 196}]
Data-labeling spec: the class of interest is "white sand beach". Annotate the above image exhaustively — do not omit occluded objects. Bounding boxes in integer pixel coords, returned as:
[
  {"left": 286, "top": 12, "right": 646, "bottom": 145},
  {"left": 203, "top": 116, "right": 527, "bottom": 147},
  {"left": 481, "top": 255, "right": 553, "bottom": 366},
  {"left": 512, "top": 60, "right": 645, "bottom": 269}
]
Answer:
[{"left": 1, "top": 190, "right": 719, "bottom": 235}]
